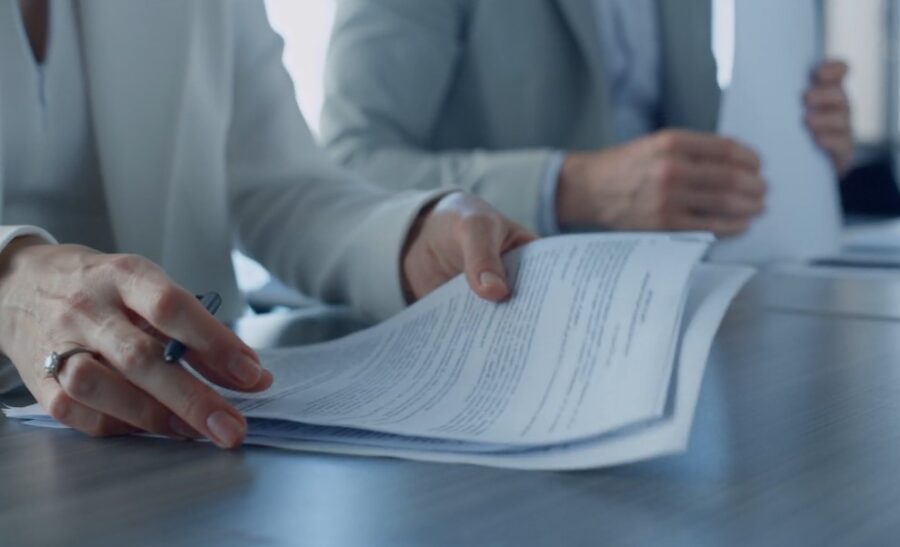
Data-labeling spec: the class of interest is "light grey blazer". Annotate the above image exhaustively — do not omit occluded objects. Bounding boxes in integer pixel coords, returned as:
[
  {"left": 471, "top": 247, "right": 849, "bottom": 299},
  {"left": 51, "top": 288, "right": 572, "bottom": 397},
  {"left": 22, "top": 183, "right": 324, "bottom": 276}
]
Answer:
[
  {"left": 0, "top": 1, "right": 441, "bottom": 324},
  {"left": 321, "top": 0, "right": 720, "bottom": 232}
]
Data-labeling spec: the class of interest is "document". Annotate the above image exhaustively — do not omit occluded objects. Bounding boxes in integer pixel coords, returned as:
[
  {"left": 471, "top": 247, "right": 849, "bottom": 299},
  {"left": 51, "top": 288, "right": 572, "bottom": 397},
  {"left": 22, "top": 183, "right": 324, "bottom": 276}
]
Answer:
[
  {"left": 767, "top": 220, "right": 900, "bottom": 283},
  {"left": 709, "top": 0, "right": 842, "bottom": 263},
  {"left": 843, "top": 219, "right": 900, "bottom": 256},
  {"left": 5, "top": 235, "right": 754, "bottom": 470}
]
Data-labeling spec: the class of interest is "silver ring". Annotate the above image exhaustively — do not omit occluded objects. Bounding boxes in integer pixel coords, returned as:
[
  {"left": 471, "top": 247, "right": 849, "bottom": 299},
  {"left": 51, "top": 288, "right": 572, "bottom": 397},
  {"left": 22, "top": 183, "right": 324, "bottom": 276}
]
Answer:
[{"left": 43, "top": 349, "right": 97, "bottom": 380}]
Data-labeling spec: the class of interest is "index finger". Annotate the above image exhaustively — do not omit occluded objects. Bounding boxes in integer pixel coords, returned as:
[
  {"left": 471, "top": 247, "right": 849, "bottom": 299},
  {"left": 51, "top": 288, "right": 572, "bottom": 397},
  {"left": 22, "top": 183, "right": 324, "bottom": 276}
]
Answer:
[
  {"left": 656, "top": 130, "right": 761, "bottom": 171},
  {"left": 813, "top": 60, "right": 849, "bottom": 86},
  {"left": 106, "top": 255, "right": 264, "bottom": 389}
]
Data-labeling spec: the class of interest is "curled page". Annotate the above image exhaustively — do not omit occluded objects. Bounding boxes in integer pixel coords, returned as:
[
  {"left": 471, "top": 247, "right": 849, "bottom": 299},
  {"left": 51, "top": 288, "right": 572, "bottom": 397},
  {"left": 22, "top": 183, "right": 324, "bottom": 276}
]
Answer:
[{"left": 232, "top": 234, "right": 711, "bottom": 446}]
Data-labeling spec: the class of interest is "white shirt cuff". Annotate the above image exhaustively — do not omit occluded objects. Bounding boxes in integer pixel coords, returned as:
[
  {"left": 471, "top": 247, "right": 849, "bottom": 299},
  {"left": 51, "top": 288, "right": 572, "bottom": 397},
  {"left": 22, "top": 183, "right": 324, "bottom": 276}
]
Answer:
[
  {"left": 0, "top": 225, "right": 57, "bottom": 252},
  {"left": 0, "top": 226, "right": 57, "bottom": 393},
  {"left": 537, "top": 153, "right": 566, "bottom": 236}
]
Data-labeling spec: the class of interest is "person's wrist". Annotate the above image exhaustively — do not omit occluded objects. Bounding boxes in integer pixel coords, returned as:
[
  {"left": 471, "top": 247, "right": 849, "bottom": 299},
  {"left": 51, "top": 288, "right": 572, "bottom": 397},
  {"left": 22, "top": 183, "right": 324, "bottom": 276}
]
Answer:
[
  {"left": 556, "top": 152, "right": 596, "bottom": 226},
  {"left": 400, "top": 199, "right": 441, "bottom": 304},
  {"left": 0, "top": 236, "right": 48, "bottom": 354},
  {"left": 0, "top": 236, "right": 46, "bottom": 292}
]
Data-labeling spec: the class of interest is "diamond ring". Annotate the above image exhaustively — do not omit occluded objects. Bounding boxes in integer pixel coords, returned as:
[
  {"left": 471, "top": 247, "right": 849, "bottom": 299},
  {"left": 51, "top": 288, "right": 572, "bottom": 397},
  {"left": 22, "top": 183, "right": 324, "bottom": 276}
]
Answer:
[{"left": 43, "top": 349, "right": 98, "bottom": 380}]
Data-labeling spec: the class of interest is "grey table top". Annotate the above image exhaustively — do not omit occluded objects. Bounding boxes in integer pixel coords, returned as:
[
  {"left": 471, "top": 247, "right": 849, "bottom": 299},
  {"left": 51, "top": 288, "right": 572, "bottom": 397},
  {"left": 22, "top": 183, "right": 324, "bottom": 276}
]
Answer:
[{"left": 3, "top": 276, "right": 900, "bottom": 547}]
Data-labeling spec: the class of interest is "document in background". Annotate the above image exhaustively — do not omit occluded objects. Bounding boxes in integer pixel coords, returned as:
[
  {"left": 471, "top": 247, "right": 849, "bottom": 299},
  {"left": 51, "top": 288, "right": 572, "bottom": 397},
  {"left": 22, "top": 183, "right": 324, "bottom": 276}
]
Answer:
[
  {"left": 709, "top": 0, "right": 841, "bottom": 264},
  {"left": 843, "top": 219, "right": 900, "bottom": 256},
  {"left": 770, "top": 219, "right": 900, "bottom": 282},
  {"left": 741, "top": 221, "right": 900, "bottom": 321},
  {"left": 5, "top": 235, "right": 754, "bottom": 470}
]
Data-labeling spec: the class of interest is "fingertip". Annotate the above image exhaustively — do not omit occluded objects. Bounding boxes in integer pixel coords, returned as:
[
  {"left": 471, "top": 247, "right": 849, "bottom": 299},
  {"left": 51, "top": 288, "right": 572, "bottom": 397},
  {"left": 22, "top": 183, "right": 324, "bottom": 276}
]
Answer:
[
  {"left": 240, "top": 344, "right": 261, "bottom": 365},
  {"left": 478, "top": 271, "right": 510, "bottom": 301},
  {"left": 248, "top": 369, "right": 275, "bottom": 392},
  {"left": 206, "top": 409, "right": 247, "bottom": 449}
]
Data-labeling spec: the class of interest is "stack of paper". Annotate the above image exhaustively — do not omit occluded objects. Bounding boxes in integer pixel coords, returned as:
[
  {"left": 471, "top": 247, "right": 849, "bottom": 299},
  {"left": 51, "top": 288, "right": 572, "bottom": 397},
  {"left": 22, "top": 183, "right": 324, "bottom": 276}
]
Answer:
[{"left": 5, "top": 235, "right": 753, "bottom": 470}]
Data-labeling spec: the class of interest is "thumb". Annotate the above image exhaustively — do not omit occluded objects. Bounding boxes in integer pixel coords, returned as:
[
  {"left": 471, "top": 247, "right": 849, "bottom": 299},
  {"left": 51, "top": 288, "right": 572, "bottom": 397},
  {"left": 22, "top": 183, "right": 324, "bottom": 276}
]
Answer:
[{"left": 459, "top": 219, "right": 510, "bottom": 302}]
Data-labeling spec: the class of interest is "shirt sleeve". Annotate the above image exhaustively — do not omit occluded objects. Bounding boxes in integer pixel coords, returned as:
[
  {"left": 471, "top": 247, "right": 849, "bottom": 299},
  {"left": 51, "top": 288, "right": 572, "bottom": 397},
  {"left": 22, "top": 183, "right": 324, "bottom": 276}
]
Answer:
[{"left": 537, "top": 153, "right": 566, "bottom": 237}]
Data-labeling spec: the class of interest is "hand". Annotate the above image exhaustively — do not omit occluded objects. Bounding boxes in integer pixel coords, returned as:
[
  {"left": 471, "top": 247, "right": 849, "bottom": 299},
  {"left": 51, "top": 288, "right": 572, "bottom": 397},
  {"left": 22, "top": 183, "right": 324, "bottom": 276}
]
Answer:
[
  {"left": 556, "top": 130, "right": 767, "bottom": 237},
  {"left": 0, "top": 238, "right": 273, "bottom": 448},
  {"left": 804, "top": 60, "right": 853, "bottom": 177},
  {"left": 402, "top": 193, "right": 536, "bottom": 302}
]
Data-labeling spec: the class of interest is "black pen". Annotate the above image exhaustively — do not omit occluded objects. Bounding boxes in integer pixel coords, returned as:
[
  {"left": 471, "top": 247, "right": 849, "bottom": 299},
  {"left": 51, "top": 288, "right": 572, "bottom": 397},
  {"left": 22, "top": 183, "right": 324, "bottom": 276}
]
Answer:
[{"left": 163, "top": 292, "right": 223, "bottom": 363}]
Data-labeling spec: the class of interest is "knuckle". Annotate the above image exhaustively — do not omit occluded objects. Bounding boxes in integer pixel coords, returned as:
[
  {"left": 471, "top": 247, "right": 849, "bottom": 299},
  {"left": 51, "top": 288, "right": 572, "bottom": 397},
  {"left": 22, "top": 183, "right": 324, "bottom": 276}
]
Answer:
[
  {"left": 146, "top": 285, "right": 181, "bottom": 324},
  {"left": 106, "top": 254, "right": 146, "bottom": 275},
  {"left": 721, "top": 196, "right": 740, "bottom": 215},
  {"left": 655, "top": 130, "right": 679, "bottom": 152},
  {"left": 723, "top": 169, "right": 741, "bottom": 191},
  {"left": 723, "top": 139, "right": 741, "bottom": 161},
  {"left": 139, "top": 406, "right": 171, "bottom": 433},
  {"left": 85, "top": 415, "right": 118, "bottom": 438},
  {"left": 55, "top": 308, "right": 80, "bottom": 330},
  {"left": 459, "top": 211, "right": 492, "bottom": 230},
  {"left": 61, "top": 358, "right": 98, "bottom": 400},
  {"left": 455, "top": 212, "right": 493, "bottom": 239},
  {"left": 654, "top": 159, "right": 680, "bottom": 189},
  {"left": 115, "top": 337, "right": 159, "bottom": 376},
  {"left": 177, "top": 386, "right": 213, "bottom": 424},
  {"left": 46, "top": 392, "right": 73, "bottom": 423},
  {"left": 55, "top": 290, "right": 99, "bottom": 330},
  {"left": 65, "top": 290, "right": 96, "bottom": 315}
]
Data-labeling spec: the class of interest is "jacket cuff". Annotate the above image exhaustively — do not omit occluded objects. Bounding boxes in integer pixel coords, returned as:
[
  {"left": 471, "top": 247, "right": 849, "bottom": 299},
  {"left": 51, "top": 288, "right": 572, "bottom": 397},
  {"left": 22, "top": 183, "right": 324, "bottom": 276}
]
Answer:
[
  {"left": 468, "top": 149, "right": 560, "bottom": 234},
  {"left": 347, "top": 189, "right": 452, "bottom": 321}
]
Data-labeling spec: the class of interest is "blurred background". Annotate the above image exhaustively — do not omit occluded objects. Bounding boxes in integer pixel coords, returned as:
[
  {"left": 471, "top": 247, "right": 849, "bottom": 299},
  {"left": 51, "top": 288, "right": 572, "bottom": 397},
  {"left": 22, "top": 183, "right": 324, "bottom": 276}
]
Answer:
[
  {"left": 239, "top": 0, "right": 900, "bottom": 299},
  {"left": 264, "top": 0, "right": 900, "bottom": 216}
]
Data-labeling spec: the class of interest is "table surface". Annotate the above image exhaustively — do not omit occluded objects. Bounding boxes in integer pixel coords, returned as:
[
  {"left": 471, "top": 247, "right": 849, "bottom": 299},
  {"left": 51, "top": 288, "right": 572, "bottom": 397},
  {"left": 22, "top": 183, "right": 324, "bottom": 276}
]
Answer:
[{"left": 3, "top": 274, "right": 900, "bottom": 547}]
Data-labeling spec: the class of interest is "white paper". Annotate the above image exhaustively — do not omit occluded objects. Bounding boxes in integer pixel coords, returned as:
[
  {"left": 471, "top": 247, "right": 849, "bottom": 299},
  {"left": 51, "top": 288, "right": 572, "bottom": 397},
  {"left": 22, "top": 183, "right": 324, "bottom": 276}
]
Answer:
[
  {"left": 236, "top": 263, "right": 753, "bottom": 470},
  {"left": 843, "top": 219, "right": 900, "bottom": 255},
  {"left": 231, "top": 234, "right": 710, "bottom": 446},
  {"left": 709, "top": 0, "right": 841, "bottom": 263},
  {"left": 4, "top": 235, "right": 754, "bottom": 470}
]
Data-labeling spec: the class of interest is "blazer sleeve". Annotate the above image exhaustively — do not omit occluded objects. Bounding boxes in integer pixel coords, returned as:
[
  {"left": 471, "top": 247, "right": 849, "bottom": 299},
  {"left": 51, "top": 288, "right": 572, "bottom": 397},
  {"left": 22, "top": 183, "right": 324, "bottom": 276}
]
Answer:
[
  {"left": 226, "top": 2, "right": 445, "bottom": 321},
  {"left": 320, "top": 0, "right": 558, "bottom": 233}
]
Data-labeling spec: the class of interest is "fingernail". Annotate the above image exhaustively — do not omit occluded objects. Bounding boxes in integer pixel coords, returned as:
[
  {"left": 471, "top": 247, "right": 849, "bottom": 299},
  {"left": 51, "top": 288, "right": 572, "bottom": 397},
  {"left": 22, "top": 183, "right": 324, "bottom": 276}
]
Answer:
[
  {"left": 229, "top": 354, "right": 262, "bottom": 386},
  {"left": 479, "top": 271, "right": 507, "bottom": 291},
  {"left": 260, "top": 370, "right": 274, "bottom": 387},
  {"left": 240, "top": 345, "right": 261, "bottom": 364},
  {"left": 206, "top": 411, "right": 245, "bottom": 448},
  {"left": 168, "top": 415, "right": 200, "bottom": 439}
]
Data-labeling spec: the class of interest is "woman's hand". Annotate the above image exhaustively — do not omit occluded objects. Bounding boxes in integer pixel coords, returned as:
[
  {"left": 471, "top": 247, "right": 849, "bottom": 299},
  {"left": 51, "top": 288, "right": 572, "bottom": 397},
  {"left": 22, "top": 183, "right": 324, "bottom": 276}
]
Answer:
[
  {"left": 402, "top": 193, "right": 536, "bottom": 302},
  {"left": 0, "top": 237, "right": 272, "bottom": 448}
]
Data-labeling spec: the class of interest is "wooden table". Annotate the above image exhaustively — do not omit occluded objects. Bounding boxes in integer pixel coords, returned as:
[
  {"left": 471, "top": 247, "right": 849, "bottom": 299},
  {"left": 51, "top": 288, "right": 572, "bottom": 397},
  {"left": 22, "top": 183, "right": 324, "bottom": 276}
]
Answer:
[{"left": 3, "top": 276, "right": 900, "bottom": 546}]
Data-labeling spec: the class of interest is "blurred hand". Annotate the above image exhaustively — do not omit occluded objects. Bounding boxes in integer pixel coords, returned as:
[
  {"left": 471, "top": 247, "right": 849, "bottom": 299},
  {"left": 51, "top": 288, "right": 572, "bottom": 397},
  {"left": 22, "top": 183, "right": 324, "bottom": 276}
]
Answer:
[
  {"left": 804, "top": 60, "right": 853, "bottom": 177},
  {"left": 0, "top": 238, "right": 272, "bottom": 448},
  {"left": 556, "top": 130, "right": 767, "bottom": 237},
  {"left": 402, "top": 193, "right": 536, "bottom": 302}
]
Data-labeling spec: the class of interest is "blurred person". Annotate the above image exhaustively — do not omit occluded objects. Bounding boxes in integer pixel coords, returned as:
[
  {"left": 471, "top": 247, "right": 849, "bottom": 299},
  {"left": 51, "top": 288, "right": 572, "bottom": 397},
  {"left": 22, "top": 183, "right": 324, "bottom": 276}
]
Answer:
[{"left": 321, "top": 0, "right": 852, "bottom": 237}]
